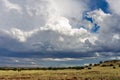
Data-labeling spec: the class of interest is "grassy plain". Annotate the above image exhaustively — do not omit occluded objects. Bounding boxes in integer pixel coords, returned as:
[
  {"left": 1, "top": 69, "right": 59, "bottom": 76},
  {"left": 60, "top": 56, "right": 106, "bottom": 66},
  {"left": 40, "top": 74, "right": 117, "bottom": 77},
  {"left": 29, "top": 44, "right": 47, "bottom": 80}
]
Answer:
[{"left": 0, "top": 60, "right": 120, "bottom": 80}]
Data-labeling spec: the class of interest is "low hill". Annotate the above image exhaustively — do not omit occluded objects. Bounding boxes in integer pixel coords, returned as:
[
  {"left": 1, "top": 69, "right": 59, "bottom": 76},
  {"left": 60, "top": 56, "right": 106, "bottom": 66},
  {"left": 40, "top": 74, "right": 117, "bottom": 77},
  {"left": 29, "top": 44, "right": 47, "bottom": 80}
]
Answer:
[
  {"left": 0, "top": 60, "right": 120, "bottom": 70},
  {"left": 97, "top": 60, "right": 120, "bottom": 67}
]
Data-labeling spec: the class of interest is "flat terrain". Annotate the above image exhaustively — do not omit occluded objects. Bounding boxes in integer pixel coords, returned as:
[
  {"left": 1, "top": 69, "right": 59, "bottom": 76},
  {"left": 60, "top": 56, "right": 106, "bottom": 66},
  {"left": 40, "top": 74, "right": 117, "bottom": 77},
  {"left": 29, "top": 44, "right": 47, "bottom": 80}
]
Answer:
[
  {"left": 0, "top": 66, "right": 120, "bottom": 80},
  {"left": 0, "top": 60, "right": 120, "bottom": 80}
]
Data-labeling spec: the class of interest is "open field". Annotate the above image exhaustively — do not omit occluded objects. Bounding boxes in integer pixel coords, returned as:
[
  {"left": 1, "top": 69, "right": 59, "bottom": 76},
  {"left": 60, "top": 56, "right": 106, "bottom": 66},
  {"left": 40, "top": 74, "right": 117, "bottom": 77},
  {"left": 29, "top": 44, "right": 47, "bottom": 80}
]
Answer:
[
  {"left": 0, "top": 66, "right": 120, "bottom": 80},
  {"left": 0, "top": 60, "right": 120, "bottom": 80}
]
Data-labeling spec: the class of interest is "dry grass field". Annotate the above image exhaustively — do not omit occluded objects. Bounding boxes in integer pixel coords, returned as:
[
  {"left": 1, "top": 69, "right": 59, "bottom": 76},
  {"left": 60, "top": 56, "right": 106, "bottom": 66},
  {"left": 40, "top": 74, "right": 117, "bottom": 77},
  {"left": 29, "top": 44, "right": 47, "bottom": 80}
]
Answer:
[{"left": 0, "top": 60, "right": 120, "bottom": 80}]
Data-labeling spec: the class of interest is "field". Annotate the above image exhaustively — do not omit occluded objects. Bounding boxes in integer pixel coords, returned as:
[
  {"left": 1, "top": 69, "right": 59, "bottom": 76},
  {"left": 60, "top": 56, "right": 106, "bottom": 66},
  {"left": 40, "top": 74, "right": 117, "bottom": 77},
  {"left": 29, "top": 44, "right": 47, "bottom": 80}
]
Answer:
[{"left": 0, "top": 60, "right": 120, "bottom": 80}]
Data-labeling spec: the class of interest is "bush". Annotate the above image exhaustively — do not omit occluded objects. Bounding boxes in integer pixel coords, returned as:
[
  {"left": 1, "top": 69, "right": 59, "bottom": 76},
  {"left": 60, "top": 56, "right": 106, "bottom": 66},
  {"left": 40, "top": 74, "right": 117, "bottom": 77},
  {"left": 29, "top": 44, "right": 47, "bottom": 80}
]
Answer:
[
  {"left": 94, "top": 64, "right": 99, "bottom": 66},
  {"left": 80, "top": 67, "right": 85, "bottom": 69},
  {"left": 18, "top": 69, "right": 22, "bottom": 72},
  {"left": 85, "top": 78, "right": 89, "bottom": 80},
  {"left": 13, "top": 68, "right": 17, "bottom": 71},
  {"left": 119, "top": 65, "right": 120, "bottom": 67},
  {"left": 110, "top": 64, "right": 114, "bottom": 66},
  {"left": 75, "top": 66, "right": 84, "bottom": 70},
  {"left": 113, "top": 66, "right": 116, "bottom": 69},
  {"left": 101, "top": 64, "right": 107, "bottom": 67},
  {"left": 89, "top": 64, "right": 92, "bottom": 66},
  {"left": 88, "top": 67, "right": 92, "bottom": 69},
  {"left": 99, "top": 61, "right": 103, "bottom": 64}
]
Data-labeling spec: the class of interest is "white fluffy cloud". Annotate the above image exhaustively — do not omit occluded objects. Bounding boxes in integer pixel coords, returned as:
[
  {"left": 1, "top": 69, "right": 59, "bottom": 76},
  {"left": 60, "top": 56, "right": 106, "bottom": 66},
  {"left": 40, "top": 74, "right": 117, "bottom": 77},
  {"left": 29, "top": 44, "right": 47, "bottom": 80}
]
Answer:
[
  {"left": 0, "top": 0, "right": 120, "bottom": 59},
  {"left": 0, "top": 0, "right": 95, "bottom": 52}
]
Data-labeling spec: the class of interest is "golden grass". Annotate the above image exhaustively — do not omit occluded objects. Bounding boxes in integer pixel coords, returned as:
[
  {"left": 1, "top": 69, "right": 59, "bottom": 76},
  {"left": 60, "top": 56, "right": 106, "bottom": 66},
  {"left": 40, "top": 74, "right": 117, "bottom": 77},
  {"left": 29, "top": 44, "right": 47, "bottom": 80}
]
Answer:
[{"left": 0, "top": 66, "right": 120, "bottom": 80}]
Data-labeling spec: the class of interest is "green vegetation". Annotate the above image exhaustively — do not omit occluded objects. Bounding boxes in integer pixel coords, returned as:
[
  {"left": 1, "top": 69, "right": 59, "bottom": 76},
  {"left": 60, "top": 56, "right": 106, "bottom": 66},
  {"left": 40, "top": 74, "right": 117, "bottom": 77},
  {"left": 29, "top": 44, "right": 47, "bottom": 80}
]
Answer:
[{"left": 0, "top": 60, "right": 119, "bottom": 80}]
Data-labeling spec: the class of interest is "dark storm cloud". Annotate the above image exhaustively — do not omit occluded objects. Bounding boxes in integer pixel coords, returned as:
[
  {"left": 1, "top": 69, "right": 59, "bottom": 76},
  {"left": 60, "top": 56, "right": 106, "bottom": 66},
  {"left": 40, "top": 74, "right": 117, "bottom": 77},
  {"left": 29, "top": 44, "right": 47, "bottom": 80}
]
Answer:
[{"left": 0, "top": 0, "right": 120, "bottom": 67}]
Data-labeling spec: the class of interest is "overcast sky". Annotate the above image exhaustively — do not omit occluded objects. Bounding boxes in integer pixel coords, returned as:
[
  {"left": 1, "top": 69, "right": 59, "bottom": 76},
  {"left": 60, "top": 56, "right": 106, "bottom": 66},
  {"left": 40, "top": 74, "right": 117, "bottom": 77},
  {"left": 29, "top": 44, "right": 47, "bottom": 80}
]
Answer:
[{"left": 0, "top": 0, "right": 120, "bottom": 67}]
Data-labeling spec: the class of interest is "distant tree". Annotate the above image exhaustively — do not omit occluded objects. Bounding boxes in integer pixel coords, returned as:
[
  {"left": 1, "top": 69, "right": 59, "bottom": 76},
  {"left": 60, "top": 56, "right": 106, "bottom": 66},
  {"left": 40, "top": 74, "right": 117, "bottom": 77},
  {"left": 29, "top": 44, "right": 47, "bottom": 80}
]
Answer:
[
  {"left": 68, "top": 67, "right": 72, "bottom": 69},
  {"left": 94, "top": 64, "right": 99, "bottom": 66},
  {"left": 75, "top": 66, "right": 84, "bottom": 70},
  {"left": 80, "top": 67, "right": 85, "bottom": 69},
  {"left": 18, "top": 69, "right": 21, "bottom": 72},
  {"left": 110, "top": 64, "right": 114, "bottom": 66},
  {"left": 113, "top": 66, "right": 116, "bottom": 69},
  {"left": 101, "top": 64, "right": 107, "bottom": 67},
  {"left": 0, "top": 67, "right": 5, "bottom": 70},
  {"left": 89, "top": 64, "right": 92, "bottom": 66},
  {"left": 88, "top": 67, "right": 92, "bottom": 69},
  {"left": 13, "top": 68, "right": 17, "bottom": 71},
  {"left": 85, "top": 66, "right": 89, "bottom": 68},
  {"left": 99, "top": 61, "right": 103, "bottom": 64}
]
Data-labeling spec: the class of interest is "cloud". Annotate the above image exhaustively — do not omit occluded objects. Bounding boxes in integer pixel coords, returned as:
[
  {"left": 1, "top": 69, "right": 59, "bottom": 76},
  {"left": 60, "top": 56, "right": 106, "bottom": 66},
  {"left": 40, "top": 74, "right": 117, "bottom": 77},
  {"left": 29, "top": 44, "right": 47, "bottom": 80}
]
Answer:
[
  {"left": 41, "top": 58, "right": 83, "bottom": 61},
  {"left": 0, "top": 0, "right": 96, "bottom": 52},
  {"left": 106, "top": 0, "right": 120, "bottom": 15},
  {"left": 1, "top": 0, "right": 22, "bottom": 12},
  {"left": 0, "top": 0, "right": 120, "bottom": 67},
  {"left": 0, "top": 57, "right": 40, "bottom": 67}
]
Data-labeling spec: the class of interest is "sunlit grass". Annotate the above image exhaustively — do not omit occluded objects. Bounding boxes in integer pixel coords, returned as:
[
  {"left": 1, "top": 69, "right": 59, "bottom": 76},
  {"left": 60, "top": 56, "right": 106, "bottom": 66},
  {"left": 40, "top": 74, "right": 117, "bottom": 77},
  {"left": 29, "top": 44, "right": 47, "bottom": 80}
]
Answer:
[{"left": 0, "top": 66, "right": 120, "bottom": 80}]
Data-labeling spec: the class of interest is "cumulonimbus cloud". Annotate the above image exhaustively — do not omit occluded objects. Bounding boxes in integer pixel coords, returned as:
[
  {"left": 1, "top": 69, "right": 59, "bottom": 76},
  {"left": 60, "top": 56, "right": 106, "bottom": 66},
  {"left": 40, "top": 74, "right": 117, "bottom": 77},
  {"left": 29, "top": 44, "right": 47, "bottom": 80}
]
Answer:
[{"left": 0, "top": 0, "right": 120, "bottom": 60}]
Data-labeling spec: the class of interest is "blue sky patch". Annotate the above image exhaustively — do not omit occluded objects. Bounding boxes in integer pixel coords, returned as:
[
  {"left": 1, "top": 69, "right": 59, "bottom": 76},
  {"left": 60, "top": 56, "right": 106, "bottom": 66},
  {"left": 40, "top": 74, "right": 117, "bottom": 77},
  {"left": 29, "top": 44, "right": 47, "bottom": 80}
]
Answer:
[{"left": 88, "top": 0, "right": 110, "bottom": 13}]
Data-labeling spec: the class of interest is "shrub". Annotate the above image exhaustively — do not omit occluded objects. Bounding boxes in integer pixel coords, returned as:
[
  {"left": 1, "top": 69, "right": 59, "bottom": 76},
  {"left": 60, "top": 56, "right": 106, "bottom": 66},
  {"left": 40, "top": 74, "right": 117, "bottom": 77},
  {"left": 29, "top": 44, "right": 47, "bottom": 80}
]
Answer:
[
  {"left": 94, "top": 64, "right": 99, "bottom": 66},
  {"left": 13, "top": 68, "right": 17, "bottom": 71},
  {"left": 101, "top": 64, "right": 107, "bottom": 67},
  {"left": 75, "top": 66, "right": 84, "bottom": 70},
  {"left": 113, "top": 66, "right": 116, "bottom": 69},
  {"left": 89, "top": 64, "right": 92, "bottom": 66},
  {"left": 80, "top": 67, "right": 84, "bottom": 69},
  {"left": 85, "top": 78, "right": 89, "bottom": 80},
  {"left": 99, "top": 61, "right": 103, "bottom": 64},
  {"left": 119, "top": 65, "right": 120, "bottom": 67},
  {"left": 88, "top": 67, "right": 92, "bottom": 69},
  {"left": 18, "top": 69, "right": 22, "bottom": 72},
  {"left": 110, "top": 64, "right": 114, "bottom": 66}
]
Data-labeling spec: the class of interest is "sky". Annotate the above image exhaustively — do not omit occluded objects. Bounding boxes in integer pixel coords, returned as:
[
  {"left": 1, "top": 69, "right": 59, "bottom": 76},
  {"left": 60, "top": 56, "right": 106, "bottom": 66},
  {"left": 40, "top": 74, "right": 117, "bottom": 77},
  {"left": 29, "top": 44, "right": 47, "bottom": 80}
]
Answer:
[{"left": 0, "top": 0, "right": 120, "bottom": 67}]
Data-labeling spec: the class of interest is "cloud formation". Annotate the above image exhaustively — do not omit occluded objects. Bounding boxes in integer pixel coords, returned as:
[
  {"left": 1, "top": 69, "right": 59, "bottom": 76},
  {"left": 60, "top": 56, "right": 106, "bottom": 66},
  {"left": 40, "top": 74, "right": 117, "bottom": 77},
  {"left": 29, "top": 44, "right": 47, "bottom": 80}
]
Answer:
[{"left": 0, "top": 0, "right": 120, "bottom": 67}]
